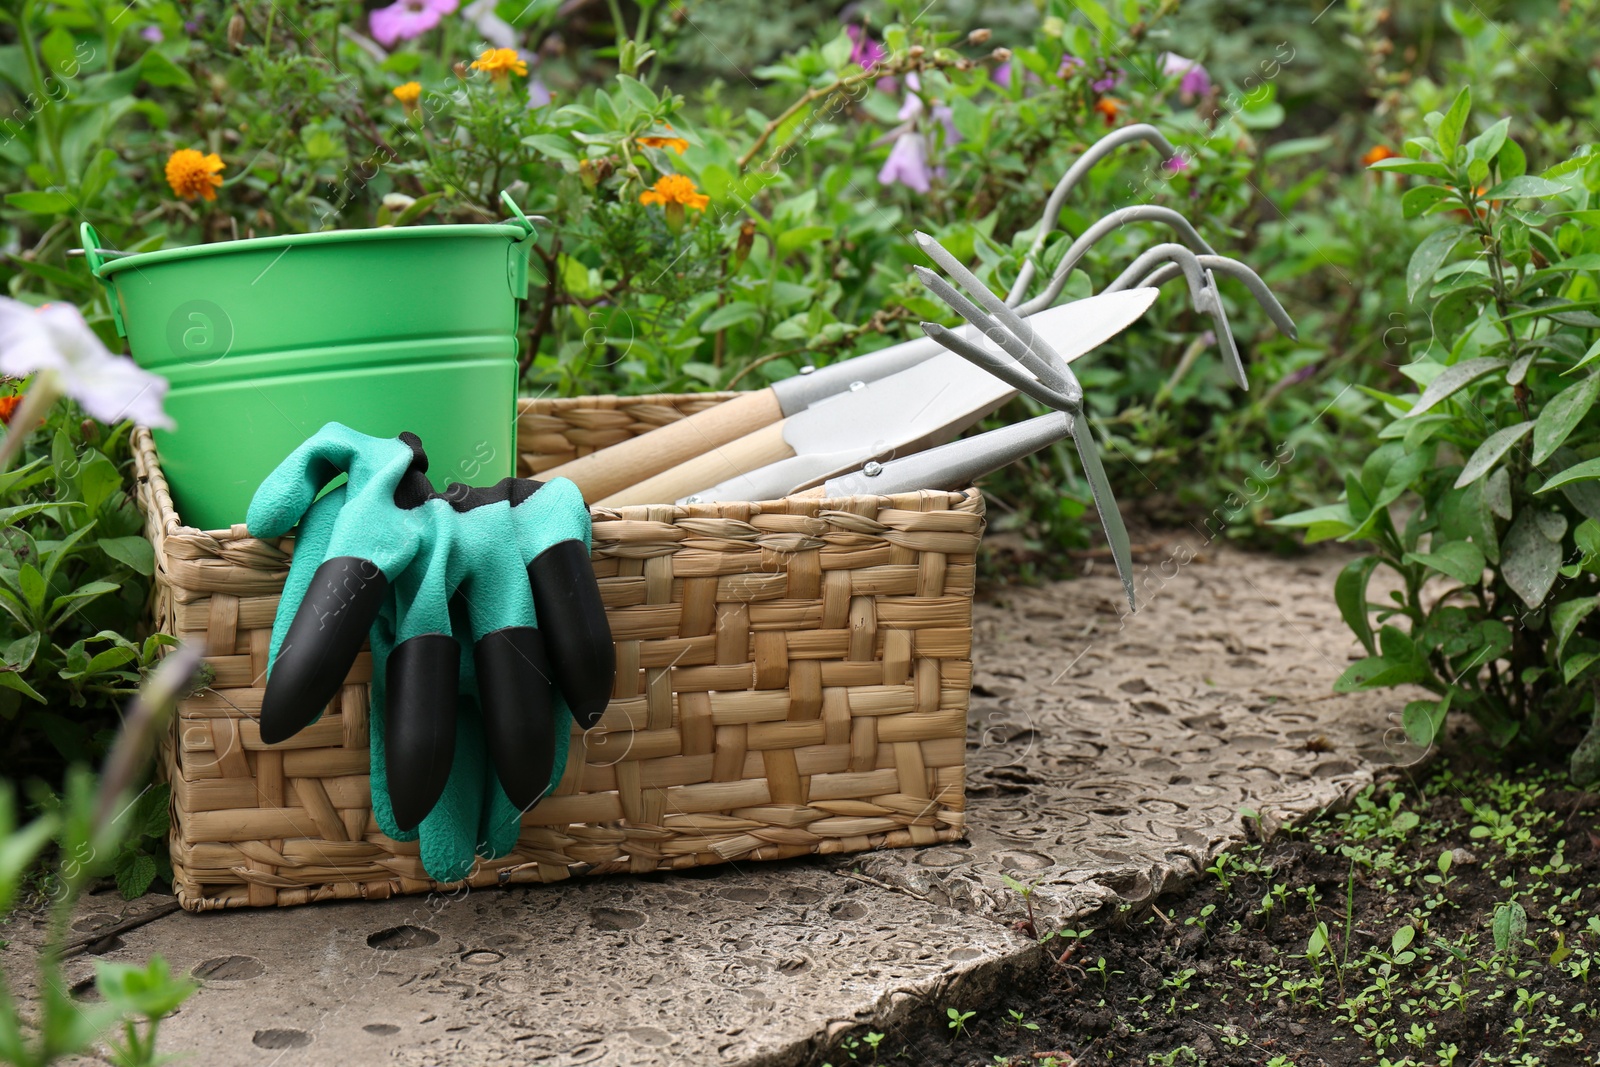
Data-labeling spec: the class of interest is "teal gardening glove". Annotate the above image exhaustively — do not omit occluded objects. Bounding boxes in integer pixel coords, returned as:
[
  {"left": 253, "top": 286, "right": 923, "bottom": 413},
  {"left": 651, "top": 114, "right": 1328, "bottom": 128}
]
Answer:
[{"left": 247, "top": 424, "right": 615, "bottom": 881}]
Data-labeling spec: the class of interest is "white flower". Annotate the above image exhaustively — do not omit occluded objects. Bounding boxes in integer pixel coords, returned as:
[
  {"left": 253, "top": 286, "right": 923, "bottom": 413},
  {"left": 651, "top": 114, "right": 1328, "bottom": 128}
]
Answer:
[
  {"left": 0, "top": 298, "right": 174, "bottom": 429},
  {"left": 463, "top": 0, "right": 517, "bottom": 49}
]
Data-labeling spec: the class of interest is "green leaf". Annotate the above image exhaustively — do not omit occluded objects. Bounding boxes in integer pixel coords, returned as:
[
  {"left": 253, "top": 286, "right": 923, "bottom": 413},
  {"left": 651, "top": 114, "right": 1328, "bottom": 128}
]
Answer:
[
  {"left": 77, "top": 455, "right": 122, "bottom": 513},
  {"left": 820, "top": 30, "right": 854, "bottom": 70},
  {"left": 17, "top": 564, "right": 45, "bottom": 614},
  {"left": 776, "top": 225, "right": 833, "bottom": 255},
  {"left": 138, "top": 49, "right": 195, "bottom": 89},
  {"left": 0, "top": 670, "right": 45, "bottom": 703},
  {"left": 114, "top": 851, "right": 158, "bottom": 899},
  {"left": 520, "top": 134, "right": 577, "bottom": 163},
  {"left": 1532, "top": 374, "right": 1600, "bottom": 464},
  {"left": 699, "top": 301, "right": 761, "bottom": 333},
  {"left": 1368, "top": 158, "right": 1451, "bottom": 178},
  {"left": 1334, "top": 656, "right": 1427, "bottom": 692},
  {"left": 1391, "top": 924, "right": 1417, "bottom": 954},
  {"left": 1402, "top": 698, "right": 1449, "bottom": 747},
  {"left": 1484, "top": 175, "right": 1568, "bottom": 200},
  {"left": 1466, "top": 117, "right": 1510, "bottom": 165},
  {"left": 1403, "top": 540, "right": 1485, "bottom": 586},
  {"left": 1402, "top": 185, "right": 1455, "bottom": 219},
  {"left": 1454, "top": 422, "right": 1532, "bottom": 488},
  {"left": 98, "top": 535, "right": 155, "bottom": 576},
  {"left": 3, "top": 631, "right": 40, "bottom": 671},
  {"left": 1435, "top": 86, "right": 1471, "bottom": 158},
  {"left": 1551, "top": 596, "right": 1598, "bottom": 656},
  {"left": 1335, "top": 556, "right": 1383, "bottom": 655},
  {"left": 1497, "top": 137, "right": 1527, "bottom": 181},
  {"left": 1492, "top": 901, "right": 1527, "bottom": 956},
  {"left": 1537, "top": 456, "right": 1600, "bottom": 495},
  {"left": 49, "top": 579, "right": 119, "bottom": 618},
  {"left": 5, "top": 190, "right": 72, "bottom": 214},
  {"left": 1408, "top": 226, "right": 1469, "bottom": 304},
  {"left": 1501, "top": 509, "right": 1563, "bottom": 608}
]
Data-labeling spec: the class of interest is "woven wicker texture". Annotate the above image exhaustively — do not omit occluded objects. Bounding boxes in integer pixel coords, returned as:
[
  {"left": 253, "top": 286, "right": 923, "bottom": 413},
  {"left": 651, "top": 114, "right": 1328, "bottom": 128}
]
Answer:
[{"left": 139, "top": 394, "right": 980, "bottom": 910}]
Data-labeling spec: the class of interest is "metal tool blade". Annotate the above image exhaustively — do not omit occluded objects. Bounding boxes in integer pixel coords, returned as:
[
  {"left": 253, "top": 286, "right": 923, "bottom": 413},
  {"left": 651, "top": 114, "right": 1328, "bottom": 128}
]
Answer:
[{"left": 684, "top": 289, "right": 1159, "bottom": 503}]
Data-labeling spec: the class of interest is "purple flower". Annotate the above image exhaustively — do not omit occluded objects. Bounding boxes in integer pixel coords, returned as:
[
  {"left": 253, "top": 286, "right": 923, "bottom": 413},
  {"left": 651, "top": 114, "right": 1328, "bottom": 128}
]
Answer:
[
  {"left": 527, "top": 74, "right": 551, "bottom": 109},
  {"left": 1162, "top": 52, "right": 1212, "bottom": 102},
  {"left": 141, "top": 25, "right": 164, "bottom": 42},
  {"left": 1162, "top": 153, "right": 1191, "bottom": 174},
  {"left": 1057, "top": 54, "right": 1085, "bottom": 77},
  {"left": 183, "top": 18, "right": 200, "bottom": 32},
  {"left": 1282, "top": 362, "right": 1319, "bottom": 387},
  {"left": 1090, "top": 66, "right": 1124, "bottom": 93},
  {"left": 369, "top": 0, "right": 459, "bottom": 49},
  {"left": 878, "top": 132, "right": 933, "bottom": 193},
  {"left": 846, "top": 24, "right": 887, "bottom": 70}
]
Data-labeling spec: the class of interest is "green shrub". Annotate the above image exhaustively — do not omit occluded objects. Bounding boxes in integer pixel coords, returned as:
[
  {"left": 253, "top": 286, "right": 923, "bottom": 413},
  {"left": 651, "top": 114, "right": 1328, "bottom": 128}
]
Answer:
[{"left": 1275, "top": 89, "right": 1600, "bottom": 774}]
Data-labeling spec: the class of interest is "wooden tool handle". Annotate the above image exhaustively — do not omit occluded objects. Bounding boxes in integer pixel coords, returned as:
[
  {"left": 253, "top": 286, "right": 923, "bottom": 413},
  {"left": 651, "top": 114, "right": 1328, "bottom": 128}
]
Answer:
[
  {"left": 597, "top": 420, "right": 795, "bottom": 507},
  {"left": 541, "top": 389, "right": 783, "bottom": 502}
]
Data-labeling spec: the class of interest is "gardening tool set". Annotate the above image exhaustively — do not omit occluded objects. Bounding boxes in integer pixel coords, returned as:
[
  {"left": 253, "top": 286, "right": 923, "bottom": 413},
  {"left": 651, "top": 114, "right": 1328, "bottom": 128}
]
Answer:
[{"left": 87, "top": 125, "right": 1292, "bottom": 887}]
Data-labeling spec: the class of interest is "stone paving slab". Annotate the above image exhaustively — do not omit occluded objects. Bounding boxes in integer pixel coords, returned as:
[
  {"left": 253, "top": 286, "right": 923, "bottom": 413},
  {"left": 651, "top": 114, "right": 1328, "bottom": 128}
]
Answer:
[
  {"left": 853, "top": 534, "right": 1424, "bottom": 923},
  {"left": 7, "top": 864, "right": 1034, "bottom": 1066},
  {"left": 2, "top": 538, "right": 1420, "bottom": 1065}
]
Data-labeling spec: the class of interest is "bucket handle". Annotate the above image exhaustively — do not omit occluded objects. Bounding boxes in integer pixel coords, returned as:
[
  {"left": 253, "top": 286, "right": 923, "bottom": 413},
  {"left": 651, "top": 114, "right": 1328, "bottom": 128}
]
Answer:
[
  {"left": 77, "top": 221, "right": 128, "bottom": 338},
  {"left": 500, "top": 191, "right": 551, "bottom": 302}
]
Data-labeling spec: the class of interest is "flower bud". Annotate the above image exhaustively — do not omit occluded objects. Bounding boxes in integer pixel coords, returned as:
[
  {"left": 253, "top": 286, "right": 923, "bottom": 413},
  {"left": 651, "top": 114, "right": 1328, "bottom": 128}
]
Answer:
[
  {"left": 79, "top": 419, "right": 100, "bottom": 444},
  {"left": 731, "top": 218, "right": 756, "bottom": 270},
  {"left": 227, "top": 13, "right": 245, "bottom": 48},
  {"left": 908, "top": 45, "right": 925, "bottom": 58},
  {"left": 967, "top": 28, "right": 992, "bottom": 45},
  {"left": 453, "top": 61, "right": 469, "bottom": 79},
  {"left": 991, "top": 47, "right": 1012, "bottom": 63}
]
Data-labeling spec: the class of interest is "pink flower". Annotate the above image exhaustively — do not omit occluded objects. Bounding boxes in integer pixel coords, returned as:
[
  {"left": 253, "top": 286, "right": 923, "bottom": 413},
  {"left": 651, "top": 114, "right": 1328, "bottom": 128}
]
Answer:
[
  {"left": 369, "top": 0, "right": 459, "bottom": 48},
  {"left": 878, "top": 132, "right": 933, "bottom": 193},
  {"left": 846, "top": 24, "right": 887, "bottom": 70},
  {"left": 1162, "top": 52, "right": 1212, "bottom": 101},
  {"left": 140, "top": 25, "right": 163, "bottom": 42},
  {"left": 1057, "top": 54, "right": 1085, "bottom": 77},
  {"left": 1162, "top": 153, "right": 1191, "bottom": 174}
]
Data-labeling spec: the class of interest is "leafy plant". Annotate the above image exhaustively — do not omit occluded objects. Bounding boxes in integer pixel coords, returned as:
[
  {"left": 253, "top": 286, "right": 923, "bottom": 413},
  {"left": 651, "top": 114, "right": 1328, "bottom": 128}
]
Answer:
[{"left": 1275, "top": 90, "right": 1600, "bottom": 774}]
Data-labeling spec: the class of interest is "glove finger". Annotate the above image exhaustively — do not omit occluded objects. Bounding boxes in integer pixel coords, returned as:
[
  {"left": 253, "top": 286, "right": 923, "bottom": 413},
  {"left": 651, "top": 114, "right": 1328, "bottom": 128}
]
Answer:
[
  {"left": 386, "top": 633, "right": 460, "bottom": 832},
  {"left": 528, "top": 538, "right": 615, "bottom": 729},
  {"left": 260, "top": 556, "right": 388, "bottom": 745},
  {"left": 474, "top": 626, "right": 557, "bottom": 808}
]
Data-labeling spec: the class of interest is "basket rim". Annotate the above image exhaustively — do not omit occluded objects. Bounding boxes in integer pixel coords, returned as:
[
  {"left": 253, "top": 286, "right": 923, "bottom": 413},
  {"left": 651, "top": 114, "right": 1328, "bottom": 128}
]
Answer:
[{"left": 132, "top": 394, "right": 981, "bottom": 541}]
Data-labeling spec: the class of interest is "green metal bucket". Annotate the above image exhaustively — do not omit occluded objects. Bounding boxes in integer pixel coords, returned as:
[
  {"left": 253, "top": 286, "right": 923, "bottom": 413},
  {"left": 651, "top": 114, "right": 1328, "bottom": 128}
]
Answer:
[{"left": 84, "top": 197, "right": 539, "bottom": 531}]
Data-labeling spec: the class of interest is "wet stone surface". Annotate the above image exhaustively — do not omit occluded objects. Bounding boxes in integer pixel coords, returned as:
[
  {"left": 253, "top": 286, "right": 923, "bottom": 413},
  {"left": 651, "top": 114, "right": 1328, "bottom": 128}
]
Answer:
[{"left": 1, "top": 540, "right": 1415, "bottom": 1065}]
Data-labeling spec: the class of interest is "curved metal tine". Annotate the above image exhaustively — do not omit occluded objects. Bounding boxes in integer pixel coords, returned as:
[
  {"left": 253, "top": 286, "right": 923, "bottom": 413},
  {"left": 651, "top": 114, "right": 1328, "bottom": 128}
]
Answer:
[
  {"left": 1012, "top": 206, "right": 1218, "bottom": 317},
  {"left": 1104, "top": 243, "right": 1209, "bottom": 309},
  {"left": 1104, "top": 243, "right": 1247, "bottom": 389},
  {"left": 920, "top": 321, "right": 1079, "bottom": 412},
  {"left": 913, "top": 232, "right": 1081, "bottom": 403},
  {"left": 1006, "top": 124, "right": 1179, "bottom": 305},
  {"left": 1125, "top": 253, "right": 1299, "bottom": 340},
  {"left": 1073, "top": 415, "right": 1137, "bottom": 612}
]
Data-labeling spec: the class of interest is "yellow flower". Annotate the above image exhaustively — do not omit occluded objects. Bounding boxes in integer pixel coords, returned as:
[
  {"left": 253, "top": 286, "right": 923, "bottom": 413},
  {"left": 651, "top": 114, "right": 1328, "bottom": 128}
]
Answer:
[
  {"left": 471, "top": 47, "right": 527, "bottom": 77},
  {"left": 639, "top": 122, "right": 688, "bottom": 154},
  {"left": 638, "top": 174, "right": 709, "bottom": 210},
  {"left": 165, "top": 148, "right": 225, "bottom": 202},
  {"left": 392, "top": 81, "right": 422, "bottom": 105}
]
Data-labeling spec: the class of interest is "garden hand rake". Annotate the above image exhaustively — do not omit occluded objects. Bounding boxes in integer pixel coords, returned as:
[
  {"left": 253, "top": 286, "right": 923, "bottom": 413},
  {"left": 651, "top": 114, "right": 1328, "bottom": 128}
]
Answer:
[{"left": 910, "top": 231, "right": 1139, "bottom": 611}]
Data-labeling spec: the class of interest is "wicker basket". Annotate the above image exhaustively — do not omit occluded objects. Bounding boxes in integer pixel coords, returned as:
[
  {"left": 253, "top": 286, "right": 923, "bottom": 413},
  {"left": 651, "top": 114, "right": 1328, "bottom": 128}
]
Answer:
[{"left": 138, "top": 394, "right": 982, "bottom": 911}]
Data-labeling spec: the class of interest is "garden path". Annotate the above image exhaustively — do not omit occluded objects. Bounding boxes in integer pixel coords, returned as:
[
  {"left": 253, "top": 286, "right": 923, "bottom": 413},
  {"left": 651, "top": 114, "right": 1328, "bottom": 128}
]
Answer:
[{"left": 4, "top": 534, "right": 1421, "bottom": 1066}]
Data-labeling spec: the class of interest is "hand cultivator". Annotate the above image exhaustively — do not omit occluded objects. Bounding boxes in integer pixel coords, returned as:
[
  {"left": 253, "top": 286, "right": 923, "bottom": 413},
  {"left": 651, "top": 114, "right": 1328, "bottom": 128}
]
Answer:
[{"left": 601, "top": 126, "right": 1295, "bottom": 611}]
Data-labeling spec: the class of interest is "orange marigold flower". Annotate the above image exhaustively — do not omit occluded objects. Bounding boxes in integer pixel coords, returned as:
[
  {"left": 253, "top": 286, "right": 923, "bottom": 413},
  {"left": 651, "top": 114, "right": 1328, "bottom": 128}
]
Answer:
[
  {"left": 471, "top": 47, "right": 527, "bottom": 77},
  {"left": 639, "top": 174, "right": 709, "bottom": 210},
  {"left": 1094, "top": 97, "right": 1123, "bottom": 125},
  {"left": 639, "top": 122, "right": 689, "bottom": 154},
  {"left": 165, "top": 148, "right": 225, "bottom": 201},
  {"left": 1362, "top": 145, "right": 1400, "bottom": 166},
  {"left": 392, "top": 81, "right": 422, "bottom": 105},
  {"left": 0, "top": 395, "right": 20, "bottom": 426}
]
